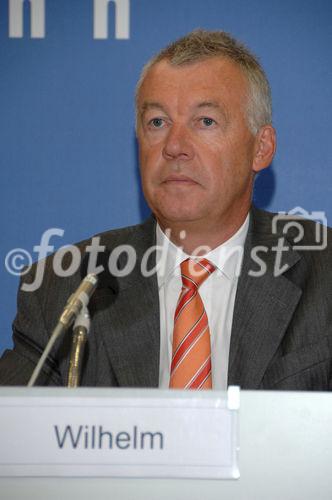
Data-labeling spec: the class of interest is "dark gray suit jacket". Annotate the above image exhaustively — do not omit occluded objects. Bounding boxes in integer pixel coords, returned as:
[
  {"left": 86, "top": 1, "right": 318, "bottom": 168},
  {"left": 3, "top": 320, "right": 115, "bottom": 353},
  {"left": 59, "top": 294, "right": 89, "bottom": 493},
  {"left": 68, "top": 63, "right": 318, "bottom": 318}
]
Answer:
[{"left": 1, "top": 207, "right": 331, "bottom": 389}]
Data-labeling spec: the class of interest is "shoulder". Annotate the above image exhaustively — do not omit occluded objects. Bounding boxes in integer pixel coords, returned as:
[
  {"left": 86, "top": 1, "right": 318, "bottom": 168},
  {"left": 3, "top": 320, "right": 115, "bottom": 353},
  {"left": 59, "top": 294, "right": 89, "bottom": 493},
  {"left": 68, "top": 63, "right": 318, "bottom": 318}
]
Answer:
[
  {"left": 251, "top": 206, "right": 332, "bottom": 250},
  {"left": 12, "top": 217, "right": 156, "bottom": 345},
  {"left": 61, "top": 216, "right": 156, "bottom": 255},
  {"left": 249, "top": 206, "right": 332, "bottom": 285},
  {"left": 19, "top": 216, "right": 156, "bottom": 307},
  {"left": 90, "top": 216, "right": 156, "bottom": 250}
]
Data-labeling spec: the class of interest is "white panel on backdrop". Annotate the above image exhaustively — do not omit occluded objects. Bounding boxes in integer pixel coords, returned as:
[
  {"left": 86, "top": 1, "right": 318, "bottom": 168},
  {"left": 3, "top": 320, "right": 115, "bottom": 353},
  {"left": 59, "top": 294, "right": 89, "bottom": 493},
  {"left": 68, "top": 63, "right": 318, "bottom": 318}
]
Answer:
[
  {"left": 93, "top": 0, "right": 130, "bottom": 39},
  {"left": 8, "top": 0, "right": 130, "bottom": 40},
  {"left": 9, "top": 0, "right": 45, "bottom": 38}
]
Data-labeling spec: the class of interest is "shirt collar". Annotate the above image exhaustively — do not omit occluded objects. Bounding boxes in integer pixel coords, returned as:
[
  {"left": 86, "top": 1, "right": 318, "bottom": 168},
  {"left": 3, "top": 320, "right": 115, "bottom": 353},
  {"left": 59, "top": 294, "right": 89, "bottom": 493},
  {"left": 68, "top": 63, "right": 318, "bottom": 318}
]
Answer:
[{"left": 156, "top": 214, "right": 249, "bottom": 286}]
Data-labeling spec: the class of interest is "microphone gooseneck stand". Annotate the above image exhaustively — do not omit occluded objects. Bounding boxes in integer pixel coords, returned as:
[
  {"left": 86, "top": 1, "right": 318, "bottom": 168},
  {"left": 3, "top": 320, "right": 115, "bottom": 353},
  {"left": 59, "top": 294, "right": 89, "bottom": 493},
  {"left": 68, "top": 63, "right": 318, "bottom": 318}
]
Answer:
[
  {"left": 67, "top": 306, "right": 90, "bottom": 388},
  {"left": 27, "top": 273, "right": 97, "bottom": 387}
]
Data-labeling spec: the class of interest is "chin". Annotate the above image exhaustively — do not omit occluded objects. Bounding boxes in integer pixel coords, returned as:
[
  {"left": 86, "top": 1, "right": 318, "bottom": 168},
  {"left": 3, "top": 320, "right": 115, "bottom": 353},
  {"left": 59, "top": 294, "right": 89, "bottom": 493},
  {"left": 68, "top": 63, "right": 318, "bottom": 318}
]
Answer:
[
  {"left": 156, "top": 207, "right": 204, "bottom": 225},
  {"left": 148, "top": 194, "right": 206, "bottom": 224}
]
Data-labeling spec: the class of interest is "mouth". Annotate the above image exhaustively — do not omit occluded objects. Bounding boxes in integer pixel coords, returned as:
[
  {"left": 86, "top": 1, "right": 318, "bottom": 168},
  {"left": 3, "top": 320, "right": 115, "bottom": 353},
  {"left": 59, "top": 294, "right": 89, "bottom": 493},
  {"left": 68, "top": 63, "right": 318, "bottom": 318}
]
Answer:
[{"left": 162, "top": 175, "right": 199, "bottom": 185}]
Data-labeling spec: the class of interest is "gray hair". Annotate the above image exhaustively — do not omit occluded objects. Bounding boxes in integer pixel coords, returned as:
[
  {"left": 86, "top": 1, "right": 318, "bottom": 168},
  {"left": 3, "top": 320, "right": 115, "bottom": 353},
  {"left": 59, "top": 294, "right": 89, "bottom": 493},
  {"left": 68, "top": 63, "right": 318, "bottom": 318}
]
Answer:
[{"left": 136, "top": 29, "right": 272, "bottom": 135}]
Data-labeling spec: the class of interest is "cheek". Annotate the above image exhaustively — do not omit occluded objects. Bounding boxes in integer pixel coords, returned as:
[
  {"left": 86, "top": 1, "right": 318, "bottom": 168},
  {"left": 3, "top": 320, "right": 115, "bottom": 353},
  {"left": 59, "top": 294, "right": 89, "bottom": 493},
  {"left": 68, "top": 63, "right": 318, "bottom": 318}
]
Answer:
[
  {"left": 200, "top": 145, "right": 247, "bottom": 193},
  {"left": 139, "top": 150, "right": 162, "bottom": 189},
  {"left": 139, "top": 128, "right": 167, "bottom": 150},
  {"left": 141, "top": 150, "right": 165, "bottom": 183},
  {"left": 140, "top": 137, "right": 162, "bottom": 161}
]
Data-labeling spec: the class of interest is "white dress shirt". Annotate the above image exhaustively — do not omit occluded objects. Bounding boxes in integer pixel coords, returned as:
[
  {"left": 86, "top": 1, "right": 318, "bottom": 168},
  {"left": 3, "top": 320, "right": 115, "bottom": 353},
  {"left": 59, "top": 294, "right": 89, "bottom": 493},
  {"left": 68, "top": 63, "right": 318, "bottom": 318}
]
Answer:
[{"left": 156, "top": 215, "right": 249, "bottom": 390}]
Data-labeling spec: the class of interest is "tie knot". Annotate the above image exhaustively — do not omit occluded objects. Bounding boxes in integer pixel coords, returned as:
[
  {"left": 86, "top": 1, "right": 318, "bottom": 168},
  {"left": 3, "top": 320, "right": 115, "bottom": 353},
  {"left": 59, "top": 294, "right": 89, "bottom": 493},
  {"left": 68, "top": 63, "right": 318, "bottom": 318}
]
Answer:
[{"left": 180, "top": 258, "right": 215, "bottom": 289}]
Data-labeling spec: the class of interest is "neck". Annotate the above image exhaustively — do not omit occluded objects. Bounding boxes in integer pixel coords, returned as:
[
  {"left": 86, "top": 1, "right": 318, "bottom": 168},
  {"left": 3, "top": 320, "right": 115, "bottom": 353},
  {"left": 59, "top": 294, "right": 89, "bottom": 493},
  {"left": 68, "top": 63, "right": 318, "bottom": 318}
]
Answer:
[{"left": 157, "top": 211, "right": 249, "bottom": 255}]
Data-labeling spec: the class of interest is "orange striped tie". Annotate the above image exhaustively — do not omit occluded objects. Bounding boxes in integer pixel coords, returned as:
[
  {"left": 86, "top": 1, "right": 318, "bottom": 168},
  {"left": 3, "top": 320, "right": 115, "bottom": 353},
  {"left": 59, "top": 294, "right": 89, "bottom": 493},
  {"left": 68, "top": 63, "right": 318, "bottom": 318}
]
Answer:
[{"left": 169, "top": 258, "right": 215, "bottom": 390}]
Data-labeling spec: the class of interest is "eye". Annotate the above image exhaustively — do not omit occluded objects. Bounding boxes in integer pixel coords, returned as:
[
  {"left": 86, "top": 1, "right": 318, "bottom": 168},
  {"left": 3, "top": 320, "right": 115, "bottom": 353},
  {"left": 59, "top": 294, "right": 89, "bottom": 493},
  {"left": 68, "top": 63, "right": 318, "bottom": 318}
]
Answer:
[
  {"left": 148, "top": 117, "right": 165, "bottom": 128},
  {"left": 200, "top": 117, "right": 216, "bottom": 127}
]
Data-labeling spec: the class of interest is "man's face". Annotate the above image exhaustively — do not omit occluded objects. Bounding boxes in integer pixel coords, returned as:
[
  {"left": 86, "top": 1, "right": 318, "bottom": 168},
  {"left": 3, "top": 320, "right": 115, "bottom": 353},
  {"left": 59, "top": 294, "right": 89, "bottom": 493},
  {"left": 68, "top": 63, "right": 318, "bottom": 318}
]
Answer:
[{"left": 137, "top": 57, "right": 261, "bottom": 231}]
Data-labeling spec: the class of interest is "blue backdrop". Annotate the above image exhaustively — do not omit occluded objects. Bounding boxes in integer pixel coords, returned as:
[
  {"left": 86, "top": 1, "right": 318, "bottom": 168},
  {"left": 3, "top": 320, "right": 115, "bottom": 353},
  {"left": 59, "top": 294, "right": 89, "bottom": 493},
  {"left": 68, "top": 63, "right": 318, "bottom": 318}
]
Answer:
[{"left": 1, "top": 0, "right": 332, "bottom": 354}]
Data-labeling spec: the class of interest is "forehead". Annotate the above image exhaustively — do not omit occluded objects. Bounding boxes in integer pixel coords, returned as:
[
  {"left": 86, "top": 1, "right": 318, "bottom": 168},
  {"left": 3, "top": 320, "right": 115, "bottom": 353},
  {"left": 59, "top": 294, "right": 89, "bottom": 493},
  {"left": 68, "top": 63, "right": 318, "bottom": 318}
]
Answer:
[{"left": 137, "top": 57, "right": 249, "bottom": 109}]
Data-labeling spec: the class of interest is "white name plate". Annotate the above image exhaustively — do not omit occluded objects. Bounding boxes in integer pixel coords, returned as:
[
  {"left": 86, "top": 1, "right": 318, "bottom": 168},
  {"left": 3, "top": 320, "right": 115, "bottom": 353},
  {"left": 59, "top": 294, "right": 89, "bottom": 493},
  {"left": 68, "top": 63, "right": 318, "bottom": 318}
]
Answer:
[{"left": 0, "top": 387, "right": 239, "bottom": 479}]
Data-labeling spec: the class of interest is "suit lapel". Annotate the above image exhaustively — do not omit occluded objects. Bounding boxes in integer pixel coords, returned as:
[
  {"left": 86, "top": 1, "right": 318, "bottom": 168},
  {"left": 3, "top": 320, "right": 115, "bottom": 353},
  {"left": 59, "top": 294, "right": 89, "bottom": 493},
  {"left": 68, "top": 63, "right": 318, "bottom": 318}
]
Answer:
[
  {"left": 89, "top": 217, "right": 160, "bottom": 387},
  {"left": 228, "top": 208, "right": 303, "bottom": 389}
]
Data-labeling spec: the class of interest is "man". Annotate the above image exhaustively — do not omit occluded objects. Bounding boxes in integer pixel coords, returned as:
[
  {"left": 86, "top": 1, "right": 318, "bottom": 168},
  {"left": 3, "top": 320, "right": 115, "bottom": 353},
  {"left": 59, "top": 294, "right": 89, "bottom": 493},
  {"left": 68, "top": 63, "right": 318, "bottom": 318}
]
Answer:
[{"left": 0, "top": 30, "right": 331, "bottom": 389}]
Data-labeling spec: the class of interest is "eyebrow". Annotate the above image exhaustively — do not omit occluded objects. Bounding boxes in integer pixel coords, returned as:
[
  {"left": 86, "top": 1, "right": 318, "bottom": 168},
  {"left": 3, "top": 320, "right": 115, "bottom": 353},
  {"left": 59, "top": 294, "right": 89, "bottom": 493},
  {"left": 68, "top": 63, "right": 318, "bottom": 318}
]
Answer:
[
  {"left": 140, "top": 102, "right": 167, "bottom": 114},
  {"left": 139, "top": 100, "right": 229, "bottom": 122},
  {"left": 196, "top": 100, "right": 222, "bottom": 109},
  {"left": 196, "top": 101, "right": 228, "bottom": 120}
]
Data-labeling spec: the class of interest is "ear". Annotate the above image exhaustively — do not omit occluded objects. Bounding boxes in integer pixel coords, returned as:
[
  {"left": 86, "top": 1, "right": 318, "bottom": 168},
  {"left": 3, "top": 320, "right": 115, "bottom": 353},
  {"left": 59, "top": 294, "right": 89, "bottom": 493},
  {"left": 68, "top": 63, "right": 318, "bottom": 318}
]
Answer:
[{"left": 252, "top": 125, "right": 276, "bottom": 173}]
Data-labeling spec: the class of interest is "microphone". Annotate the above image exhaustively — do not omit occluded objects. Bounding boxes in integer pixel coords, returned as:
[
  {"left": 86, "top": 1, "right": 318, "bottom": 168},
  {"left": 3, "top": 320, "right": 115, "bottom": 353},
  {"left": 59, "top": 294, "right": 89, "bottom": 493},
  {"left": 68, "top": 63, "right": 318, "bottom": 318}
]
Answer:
[
  {"left": 27, "top": 274, "right": 98, "bottom": 387},
  {"left": 59, "top": 274, "right": 98, "bottom": 329}
]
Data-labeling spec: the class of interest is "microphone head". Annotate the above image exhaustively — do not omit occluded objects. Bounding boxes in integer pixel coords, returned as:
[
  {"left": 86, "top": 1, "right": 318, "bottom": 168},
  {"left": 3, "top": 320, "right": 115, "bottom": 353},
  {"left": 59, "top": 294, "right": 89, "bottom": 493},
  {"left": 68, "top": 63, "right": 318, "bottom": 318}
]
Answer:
[
  {"left": 80, "top": 250, "right": 118, "bottom": 314},
  {"left": 84, "top": 273, "right": 98, "bottom": 287},
  {"left": 81, "top": 273, "right": 99, "bottom": 298},
  {"left": 80, "top": 250, "right": 112, "bottom": 289}
]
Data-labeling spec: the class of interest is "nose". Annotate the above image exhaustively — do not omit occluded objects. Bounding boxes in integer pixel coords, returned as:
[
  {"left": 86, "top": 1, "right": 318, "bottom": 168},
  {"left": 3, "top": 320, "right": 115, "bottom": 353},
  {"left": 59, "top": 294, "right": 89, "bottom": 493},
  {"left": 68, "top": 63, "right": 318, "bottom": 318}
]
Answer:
[{"left": 162, "top": 124, "right": 194, "bottom": 162}]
